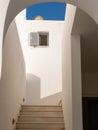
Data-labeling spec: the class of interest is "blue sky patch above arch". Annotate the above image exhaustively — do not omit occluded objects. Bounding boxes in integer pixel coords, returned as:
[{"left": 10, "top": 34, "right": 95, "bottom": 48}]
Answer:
[{"left": 26, "top": 2, "right": 66, "bottom": 20}]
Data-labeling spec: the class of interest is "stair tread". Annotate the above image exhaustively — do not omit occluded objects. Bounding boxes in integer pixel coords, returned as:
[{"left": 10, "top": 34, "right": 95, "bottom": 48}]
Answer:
[
  {"left": 17, "top": 122, "right": 64, "bottom": 124},
  {"left": 22, "top": 105, "right": 62, "bottom": 107},
  {"left": 16, "top": 128, "right": 64, "bottom": 130},
  {"left": 19, "top": 115, "right": 63, "bottom": 117},
  {"left": 20, "top": 110, "right": 62, "bottom": 112},
  {"left": 21, "top": 110, "right": 62, "bottom": 112},
  {"left": 20, "top": 111, "right": 62, "bottom": 113},
  {"left": 19, "top": 115, "right": 63, "bottom": 118}
]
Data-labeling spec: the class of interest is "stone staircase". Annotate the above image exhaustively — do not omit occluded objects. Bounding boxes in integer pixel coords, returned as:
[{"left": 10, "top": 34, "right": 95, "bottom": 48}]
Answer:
[{"left": 15, "top": 105, "right": 65, "bottom": 130}]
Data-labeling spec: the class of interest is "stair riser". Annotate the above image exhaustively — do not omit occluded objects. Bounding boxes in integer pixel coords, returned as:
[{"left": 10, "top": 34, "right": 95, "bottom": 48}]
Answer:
[
  {"left": 21, "top": 107, "right": 62, "bottom": 111},
  {"left": 20, "top": 111, "right": 63, "bottom": 116},
  {"left": 16, "top": 124, "right": 64, "bottom": 129},
  {"left": 18, "top": 117, "right": 64, "bottom": 122}
]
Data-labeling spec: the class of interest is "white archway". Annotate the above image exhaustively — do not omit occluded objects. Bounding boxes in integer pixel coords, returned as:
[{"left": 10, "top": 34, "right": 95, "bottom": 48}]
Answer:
[
  {"left": 0, "top": 1, "right": 98, "bottom": 130},
  {"left": 3, "top": 0, "right": 98, "bottom": 43},
  {"left": 0, "top": 0, "right": 97, "bottom": 76}
]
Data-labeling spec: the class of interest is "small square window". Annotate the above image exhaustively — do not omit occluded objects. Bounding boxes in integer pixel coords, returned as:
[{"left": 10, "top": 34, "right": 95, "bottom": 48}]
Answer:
[{"left": 39, "top": 32, "right": 49, "bottom": 46}]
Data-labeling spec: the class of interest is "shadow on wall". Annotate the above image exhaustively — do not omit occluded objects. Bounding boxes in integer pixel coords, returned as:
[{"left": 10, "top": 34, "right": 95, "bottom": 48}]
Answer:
[
  {"left": 26, "top": 73, "right": 41, "bottom": 104},
  {"left": 26, "top": 73, "right": 62, "bottom": 105}
]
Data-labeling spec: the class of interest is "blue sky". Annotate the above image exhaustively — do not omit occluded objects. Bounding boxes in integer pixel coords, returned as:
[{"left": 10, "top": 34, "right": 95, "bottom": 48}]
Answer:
[{"left": 26, "top": 2, "right": 66, "bottom": 20}]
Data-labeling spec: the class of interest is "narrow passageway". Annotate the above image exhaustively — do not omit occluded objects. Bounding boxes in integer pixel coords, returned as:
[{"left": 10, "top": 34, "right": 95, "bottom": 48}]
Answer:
[{"left": 0, "top": 1, "right": 98, "bottom": 130}]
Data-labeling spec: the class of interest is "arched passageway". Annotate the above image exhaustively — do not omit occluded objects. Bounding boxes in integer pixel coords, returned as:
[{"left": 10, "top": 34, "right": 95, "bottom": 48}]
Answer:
[{"left": 0, "top": 1, "right": 98, "bottom": 130}]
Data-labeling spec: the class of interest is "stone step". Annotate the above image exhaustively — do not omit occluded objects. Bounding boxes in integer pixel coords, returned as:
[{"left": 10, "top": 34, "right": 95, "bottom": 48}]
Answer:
[
  {"left": 21, "top": 109, "right": 62, "bottom": 112},
  {"left": 22, "top": 105, "right": 62, "bottom": 107},
  {"left": 21, "top": 105, "right": 62, "bottom": 112},
  {"left": 20, "top": 111, "right": 63, "bottom": 116},
  {"left": 18, "top": 116, "right": 64, "bottom": 122},
  {"left": 16, "top": 122, "right": 64, "bottom": 129},
  {"left": 16, "top": 128, "right": 64, "bottom": 130},
  {"left": 18, "top": 115, "right": 63, "bottom": 118}
]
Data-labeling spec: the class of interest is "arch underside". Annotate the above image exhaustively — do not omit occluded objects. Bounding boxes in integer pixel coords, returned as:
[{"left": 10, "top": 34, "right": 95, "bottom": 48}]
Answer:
[{"left": 3, "top": 0, "right": 98, "bottom": 44}]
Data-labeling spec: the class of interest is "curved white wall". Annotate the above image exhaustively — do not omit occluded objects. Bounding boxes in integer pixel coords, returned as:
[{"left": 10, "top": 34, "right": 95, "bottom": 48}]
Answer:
[
  {"left": 0, "top": 20, "right": 26, "bottom": 130},
  {"left": 4, "top": 0, "right": 98, "bottom": 42},
  {"left": 0, "top": 0, "right": 10, "bottom": 76}
]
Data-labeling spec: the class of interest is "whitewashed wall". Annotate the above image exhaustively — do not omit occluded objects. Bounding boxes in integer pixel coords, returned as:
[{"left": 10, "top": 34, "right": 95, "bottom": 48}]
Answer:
[
  {"left": 0, "top": 20, "right": 26, "bottom": 130},
  {"left": 16, "top": 10, "right": 64, "bottom": 105},
  {"left": 62, "top": 4, "right": 83, "bottom": 130}
]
